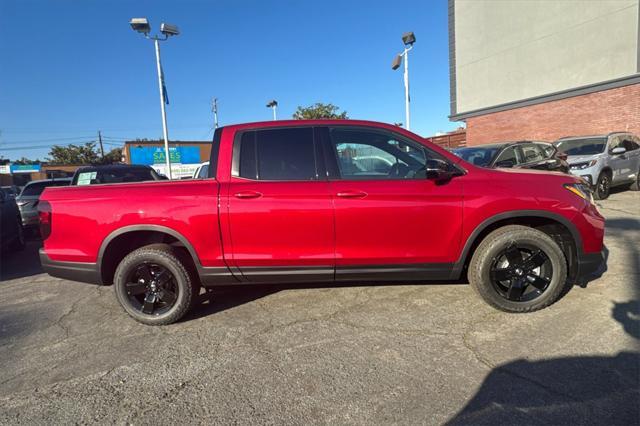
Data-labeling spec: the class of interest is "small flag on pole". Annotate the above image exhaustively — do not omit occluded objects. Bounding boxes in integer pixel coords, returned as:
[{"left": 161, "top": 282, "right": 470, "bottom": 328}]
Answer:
[{"left": 160, "top": 63, "right": 169, "bottom": 105}]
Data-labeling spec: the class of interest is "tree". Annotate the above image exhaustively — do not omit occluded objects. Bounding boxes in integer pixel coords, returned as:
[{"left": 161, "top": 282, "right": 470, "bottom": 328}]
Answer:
[
  {"left": 47, "top": 142, "right": 101, "bottom": 165},
  {"left": 293, "top": 103, "right": 348, "bottom": 120},
  {"left": 102, "top": 147, "right": 123, "bottom": 164}
]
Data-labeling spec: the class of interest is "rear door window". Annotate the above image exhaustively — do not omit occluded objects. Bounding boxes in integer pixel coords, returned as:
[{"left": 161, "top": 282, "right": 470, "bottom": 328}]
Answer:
[{"left": 237, "top": 127, "right": 317, "bottom": 181}]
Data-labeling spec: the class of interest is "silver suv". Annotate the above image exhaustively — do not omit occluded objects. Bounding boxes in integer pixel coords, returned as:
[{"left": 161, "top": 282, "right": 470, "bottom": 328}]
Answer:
[{"left": 554, "top": 132, "right": 640, "bottom": 200}]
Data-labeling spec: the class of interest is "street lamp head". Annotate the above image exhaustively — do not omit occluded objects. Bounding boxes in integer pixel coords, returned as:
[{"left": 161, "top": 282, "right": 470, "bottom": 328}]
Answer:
[
  {"left": 266, "top": 100, "right": 278, "bottom": 108},
  {"left": 160, "top": 22, "right": 180, "bottom": 37},
  {"left": 402, "top": 31, "right": 416, "bottom": 46},
  {"left": 391, "top": 54, "right": 402, "bottom": 70},
  {"left": 130, "top": 18, "right": 151, "bottom": 34}
]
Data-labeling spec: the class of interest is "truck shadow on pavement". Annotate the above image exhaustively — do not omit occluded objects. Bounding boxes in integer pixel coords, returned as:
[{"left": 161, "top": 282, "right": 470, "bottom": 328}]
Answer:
[
  {"left": 445, "top": 351, "right": 639, "bottom": 425},
  {"left": 448, "top": 216, "right": 639, "bottom": 425},
  {"left": 0, "top": 239, "right": 43, "bottom": 281}
]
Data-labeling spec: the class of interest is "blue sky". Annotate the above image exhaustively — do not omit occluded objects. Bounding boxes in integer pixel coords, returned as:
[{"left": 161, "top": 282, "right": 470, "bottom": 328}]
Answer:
[{"left": 0, "top": 0, "right": 458, "bottom": 161}]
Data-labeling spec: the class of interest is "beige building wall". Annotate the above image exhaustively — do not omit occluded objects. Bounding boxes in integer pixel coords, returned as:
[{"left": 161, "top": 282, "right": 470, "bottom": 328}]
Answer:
[{"left": 452, "top": 0, "right": 639, "bottom": 115}]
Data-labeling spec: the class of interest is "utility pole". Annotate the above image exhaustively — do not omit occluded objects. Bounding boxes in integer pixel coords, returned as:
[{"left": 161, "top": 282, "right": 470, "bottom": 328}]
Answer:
[
  {"left": 98, "top": 130, "right": 105, "bottom": 160},
  {"left": 212, "top": 98, "right": 219, "bottom": 129}
]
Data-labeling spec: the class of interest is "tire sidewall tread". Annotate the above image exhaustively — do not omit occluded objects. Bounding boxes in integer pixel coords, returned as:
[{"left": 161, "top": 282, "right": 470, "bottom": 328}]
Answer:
[
  {"left": 468, "top": 225, "right": 568, "bottom": 313},
  {"left": 113, "top": 244, "right": 198, "bottom": 325}
]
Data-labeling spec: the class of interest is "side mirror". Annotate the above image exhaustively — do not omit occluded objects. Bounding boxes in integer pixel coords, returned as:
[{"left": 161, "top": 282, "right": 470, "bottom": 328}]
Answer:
[
  {"left": 611, "top": 147, "right": 626, "bottom": 155},
  {"left": 425, "top": 158, "right": 456, "bottom": 183},
  {"left": 495, "top": 159, "right": 515, "bottom": 168}
]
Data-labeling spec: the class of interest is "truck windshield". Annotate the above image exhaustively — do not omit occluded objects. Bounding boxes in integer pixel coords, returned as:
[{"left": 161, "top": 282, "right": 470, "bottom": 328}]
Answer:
[
  {"left": 554, "top": 138, "right": 606, "bottom": 156},
  {"left": 452, "top": 145, "right": 502, "bottom": 167}
]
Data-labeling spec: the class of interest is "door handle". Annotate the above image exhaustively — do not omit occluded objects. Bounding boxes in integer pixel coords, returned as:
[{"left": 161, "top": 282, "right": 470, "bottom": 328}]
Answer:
[
  {"left": 234, "top": 191, "right": 262, "bottom": 199},
  {"left": 336, "top": 191, "right": 367, "bottom": 199}
]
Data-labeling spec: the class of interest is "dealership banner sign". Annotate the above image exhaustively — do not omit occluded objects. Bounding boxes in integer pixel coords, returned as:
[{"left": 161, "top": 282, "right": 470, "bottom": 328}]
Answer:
[
  {"left": 9, "top": 164, "right": 41, "bottom": 173},
  {"left": 151, "top": 163, "right": 199, "bottom": 179},
  {"left": 129, "top": 146, "right": 201, "bottom": 165}
]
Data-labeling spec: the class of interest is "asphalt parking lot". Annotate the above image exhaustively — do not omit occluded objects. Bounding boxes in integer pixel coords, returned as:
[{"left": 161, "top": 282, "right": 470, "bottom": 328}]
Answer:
[{"left": 0, "top": 190, "right": 638, "bottom": 425}]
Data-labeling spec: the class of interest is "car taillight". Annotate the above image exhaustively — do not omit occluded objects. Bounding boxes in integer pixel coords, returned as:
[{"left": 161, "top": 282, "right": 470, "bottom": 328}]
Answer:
[{"left": 38, "top": 200, "right": 52, "bottom": 240}]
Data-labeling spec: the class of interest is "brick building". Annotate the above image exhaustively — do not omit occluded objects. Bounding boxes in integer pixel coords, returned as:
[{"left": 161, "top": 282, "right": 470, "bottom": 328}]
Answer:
[{"left": 448, "top": 0, "right": 640, "bottom": 145}]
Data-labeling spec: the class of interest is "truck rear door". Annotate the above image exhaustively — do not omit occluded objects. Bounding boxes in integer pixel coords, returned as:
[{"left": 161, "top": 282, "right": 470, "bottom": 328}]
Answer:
[{"left": 222, "top": 126, "right": 334, "bottom": 283}]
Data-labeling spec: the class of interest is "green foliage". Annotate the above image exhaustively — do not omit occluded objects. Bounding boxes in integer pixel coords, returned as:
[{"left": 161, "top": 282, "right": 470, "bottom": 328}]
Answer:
[
  {"left": 47, "top": 142, "right": 122, "bottom": 165},
  {"left": 102, "top": 147, "right": 123, "bottom": 164},
  {"left": 293, "top": 103, "right": 348, "bottom": 120}
]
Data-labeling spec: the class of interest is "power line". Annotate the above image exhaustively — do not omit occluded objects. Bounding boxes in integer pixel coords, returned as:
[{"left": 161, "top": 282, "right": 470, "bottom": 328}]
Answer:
[
  {"left": 0, "top": 140, "right": 97, "bottom": 151},
  {"left": 0, "top": 135, "right": 96, "bottom": 145}
]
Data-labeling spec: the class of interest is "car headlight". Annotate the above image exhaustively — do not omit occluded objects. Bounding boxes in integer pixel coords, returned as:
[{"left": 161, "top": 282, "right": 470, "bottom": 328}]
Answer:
[
  {"left": 564, "top": 183, "right": 593, "bottom": 202},
  {"left": 570, "top": 159, "right": 597, "bottom": 170}
]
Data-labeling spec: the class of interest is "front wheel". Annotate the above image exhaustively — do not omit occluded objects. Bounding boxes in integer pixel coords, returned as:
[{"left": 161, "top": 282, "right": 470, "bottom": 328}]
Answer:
[
  {"left": 468, "top": 225, "right": 568, "bottom": 313},
  {"left": 629, "top": 169, "right": 640, "bottom": 191},
  {"left": 114, "top": 244, "right": 199, "bottom": 325},
  {"left": 593, "top": 171, "right": 611, "bottom": 200}
]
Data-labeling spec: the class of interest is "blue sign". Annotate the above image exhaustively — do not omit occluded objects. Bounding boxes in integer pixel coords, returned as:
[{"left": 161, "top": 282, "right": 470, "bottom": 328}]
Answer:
[
  {"left": 129, "top": 146, "right": 201, "bottom": 165},
  {"left": 10, "top": 164, "right": 41, "bottom": 173}
]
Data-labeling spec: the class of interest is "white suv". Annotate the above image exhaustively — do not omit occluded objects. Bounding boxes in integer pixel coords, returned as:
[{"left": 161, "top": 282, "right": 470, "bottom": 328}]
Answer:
[{"left": 554, "top": 132, "right": 640, "bottom": 200}]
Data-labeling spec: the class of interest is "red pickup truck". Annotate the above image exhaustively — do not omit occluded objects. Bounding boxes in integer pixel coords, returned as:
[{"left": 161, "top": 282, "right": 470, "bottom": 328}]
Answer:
[{"left": 39, "top": 120, "right": 605, "bottom": 325}]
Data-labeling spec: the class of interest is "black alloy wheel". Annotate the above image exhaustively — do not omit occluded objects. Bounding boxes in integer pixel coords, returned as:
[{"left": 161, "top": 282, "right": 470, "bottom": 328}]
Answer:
[
  {"left": 124, "top": 263, "right": 179, "bottom": 315},
  {"left": 489, "top": 244, "right": 552, "bottom": 302},
  {"left": 468, "top": 225, "right": 568, "bottom": 313}
]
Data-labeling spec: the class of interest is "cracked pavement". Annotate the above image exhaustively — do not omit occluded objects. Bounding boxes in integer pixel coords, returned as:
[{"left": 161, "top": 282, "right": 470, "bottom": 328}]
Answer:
[{"left": 0, "top": 190, "right": 638, "bottom": 424}]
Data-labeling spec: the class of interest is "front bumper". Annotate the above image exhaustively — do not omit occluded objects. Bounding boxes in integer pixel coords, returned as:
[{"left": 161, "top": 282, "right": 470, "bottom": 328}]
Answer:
[{"left": 39, "top": 249, "right": 102, "bottom": 284}]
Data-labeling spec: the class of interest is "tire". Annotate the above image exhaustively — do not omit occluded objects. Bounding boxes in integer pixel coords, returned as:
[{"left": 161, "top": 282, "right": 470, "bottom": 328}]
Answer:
[
  {"left": 113, "top": 244, "right": 199, "bottom": 325},
  {"left": 593, "top": 171, "right": 611, "bottom": 200},
  {"left": 629, "top": 169, "right": 640, "bottom": 191},
  {"left": 9, "top": 218, "right": 25, "bottom": 251},
  {"left": 468, "top": 225, "right": 568, "bottom": 313}
]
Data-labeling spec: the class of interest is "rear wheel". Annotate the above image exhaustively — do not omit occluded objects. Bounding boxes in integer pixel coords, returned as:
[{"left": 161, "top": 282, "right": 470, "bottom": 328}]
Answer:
[
  {"left": 593, "top": 171, "right": 611, "bottom": 200},
  {"left": 114, "top": 244, "right": 199, "bottom": 325},
  {"left": 468, "top": 225, "right": 568, "bottom": 313}
]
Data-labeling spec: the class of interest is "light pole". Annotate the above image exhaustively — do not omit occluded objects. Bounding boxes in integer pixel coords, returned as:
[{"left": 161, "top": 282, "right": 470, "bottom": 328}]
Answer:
[
  {"left": 391, "top": 31, "right": 415, "bottom": 131},
  {"left": 266, "top": 100, "right": 278, "bottom": 120},
  {"left": 130, "top": 18, "right": 180, "bottom": 179}
]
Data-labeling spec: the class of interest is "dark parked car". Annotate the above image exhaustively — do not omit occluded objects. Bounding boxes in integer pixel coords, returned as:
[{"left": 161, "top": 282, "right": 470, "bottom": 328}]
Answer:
[
  {"left": 71, "top": 164, "right": 166, "bottom": 185},
  {"left": 0, "top": 189, "right": 25, "bottom": 252},
  {"left": 453, "top": 141, "right": 569, "bottom": 173},
  {"left": 16, "top": 178, "right": 71, "bottom": 231},
  {"left": 1, "top": 185, "right": 20, "bottom": 198}
]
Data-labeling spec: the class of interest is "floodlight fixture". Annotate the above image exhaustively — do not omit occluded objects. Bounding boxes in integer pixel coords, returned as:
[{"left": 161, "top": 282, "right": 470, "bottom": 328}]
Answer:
[
  {"left": 391, "top": 54, "right": 402, "bottom": 70},
  {"left": 130, "top": 18, "right": 151, "bottom": 34},
  {"left": 160, "top": 22, "right": 180, "bottom": 37},
  {"left": 402, "top": 31, "right": 416, "bottom": 46}
]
